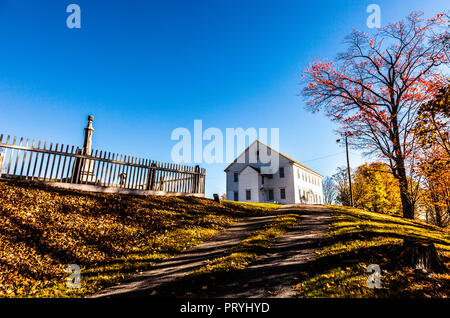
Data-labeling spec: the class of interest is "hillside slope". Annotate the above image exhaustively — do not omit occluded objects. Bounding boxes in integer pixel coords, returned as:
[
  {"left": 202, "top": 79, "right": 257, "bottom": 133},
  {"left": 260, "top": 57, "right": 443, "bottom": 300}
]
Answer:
[
  {"left": 295, "top": 205, "right": 450, "bottom": 297},
  {"left": 0, "top": 181, "right": 278, "bottom": 297}
]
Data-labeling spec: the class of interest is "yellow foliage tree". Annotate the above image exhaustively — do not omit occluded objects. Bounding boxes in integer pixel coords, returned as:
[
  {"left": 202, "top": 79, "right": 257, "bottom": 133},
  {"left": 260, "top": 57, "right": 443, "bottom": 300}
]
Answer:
[{"left": 352, "top": 162, "right": 402, "bottom": 216}]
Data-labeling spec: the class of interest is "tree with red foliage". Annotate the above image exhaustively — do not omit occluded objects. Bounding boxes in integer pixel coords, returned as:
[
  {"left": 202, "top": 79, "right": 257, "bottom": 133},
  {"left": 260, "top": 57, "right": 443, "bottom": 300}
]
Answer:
[
  {"left": 302, "top": 12, "right": 449, "bottom": 219},
  {"left": 415, "top": 85, "right": 449, "bottom": 227},
  {"left": 415, "top": 85, "right": 449, "bottom": 157}
]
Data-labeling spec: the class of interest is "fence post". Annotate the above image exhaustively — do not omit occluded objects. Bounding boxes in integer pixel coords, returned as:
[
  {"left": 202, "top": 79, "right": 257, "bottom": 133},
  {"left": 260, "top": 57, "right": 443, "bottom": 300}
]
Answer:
[
  {"left": 160, "top": 176, "right": 165, "bottom": 191},
  {"left": 193, "top": 165, "right": 200, "bottom": 193},
  {"left": 0, "top": 148, "right": 4, "bottom": 178},
  {"left": 72, "top": 148, "right": 82, "bottom": 184},
  {"left": 202, "top": 169, "right": 206, "bottom": 194},
  {"left": 146, "top": 162, "right": 156, "bottom": 190}
]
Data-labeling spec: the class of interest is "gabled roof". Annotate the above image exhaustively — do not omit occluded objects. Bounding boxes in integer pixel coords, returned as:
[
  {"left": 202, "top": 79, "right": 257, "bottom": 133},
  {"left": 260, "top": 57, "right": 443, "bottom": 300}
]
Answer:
[
  {"left": 238, "top": 165, "right": 260, "bottom": 175},
  {"left": 224, "top": 140, "right": 323, "bottom": 177}
]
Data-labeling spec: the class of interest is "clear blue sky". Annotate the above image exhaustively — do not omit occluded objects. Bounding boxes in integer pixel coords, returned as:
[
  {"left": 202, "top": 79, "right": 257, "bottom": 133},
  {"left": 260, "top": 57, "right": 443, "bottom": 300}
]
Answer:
[{"left": 0, "top": 0, "right": 446, "bottom": 197}]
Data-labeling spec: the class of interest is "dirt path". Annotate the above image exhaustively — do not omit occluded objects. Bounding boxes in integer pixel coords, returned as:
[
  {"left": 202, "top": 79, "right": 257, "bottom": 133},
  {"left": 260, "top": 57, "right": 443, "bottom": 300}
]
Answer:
[
  {"left": 93, "top": 205, "right": 331, "bottom": 298},
  {"left": 92, "top": 214, "right": 278, "bottom": 298},
  {"left": 213, "top": 205, "right": 332, "bottom": 298}
]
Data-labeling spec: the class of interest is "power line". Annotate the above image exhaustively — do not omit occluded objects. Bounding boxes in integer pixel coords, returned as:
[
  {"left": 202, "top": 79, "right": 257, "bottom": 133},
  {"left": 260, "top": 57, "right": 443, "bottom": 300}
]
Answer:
[{"left": 303, "top": 151, "right": 345, "bottom": 163}]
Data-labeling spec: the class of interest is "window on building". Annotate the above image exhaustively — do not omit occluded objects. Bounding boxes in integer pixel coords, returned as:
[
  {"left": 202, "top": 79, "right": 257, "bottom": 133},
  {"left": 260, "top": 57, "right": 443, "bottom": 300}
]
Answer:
[
  {"left": 279, "top": 167, "right": 285, "bottom": 178},
  {"left": 234, "top": 172, "right": 238, "bottom": 182},
  {"left": 280, "top": 188, "right": 286, "bottom": 200},
  {"left": 261, "top": 176, "right": 264, "bottom": 184},
  {"left": 297, "top": 169, "right": 301, "bottom": 179},
  {"left": 298, "top": 189, "right": 302, "bottom": 201},
  {"left": 233, "top": 191, "right": 238, "bottom": 201},
  {"left": 246, "top": 190, "right": 251, "bottom": 201},
  {"left": 268, "top": 189, "right": 274, "bottom": 201}
]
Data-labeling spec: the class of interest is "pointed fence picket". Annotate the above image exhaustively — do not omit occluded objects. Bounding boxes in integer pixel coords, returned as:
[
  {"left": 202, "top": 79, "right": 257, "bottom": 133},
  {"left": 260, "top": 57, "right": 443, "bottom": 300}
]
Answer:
[{"left": 0, "top": 134, "right": 205, "bottom": 194}]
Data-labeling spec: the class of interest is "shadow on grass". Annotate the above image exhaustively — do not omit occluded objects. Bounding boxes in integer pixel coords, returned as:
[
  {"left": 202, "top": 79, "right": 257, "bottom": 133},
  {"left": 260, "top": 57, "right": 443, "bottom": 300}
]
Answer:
[
  {"left": 135, "top": 211, "right": 450, "bottom": 299},
  {"left": 144, "top": 239, "right": 450, "bottom": 298},
  {"left": 80, "top": 206, "right": 450, "bottom": 298},
  {"left": 330, "top": 207, "right": 448, "bottom": 234},
  {"left": 0, "top": 180, "right": 282, "bottom": 297}
]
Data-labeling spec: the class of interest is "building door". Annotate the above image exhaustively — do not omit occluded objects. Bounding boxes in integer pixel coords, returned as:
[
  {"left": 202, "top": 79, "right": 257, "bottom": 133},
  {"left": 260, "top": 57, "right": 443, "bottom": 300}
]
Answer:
[{"left": 268, "top": 189, "right": 274, "bottom": 201}]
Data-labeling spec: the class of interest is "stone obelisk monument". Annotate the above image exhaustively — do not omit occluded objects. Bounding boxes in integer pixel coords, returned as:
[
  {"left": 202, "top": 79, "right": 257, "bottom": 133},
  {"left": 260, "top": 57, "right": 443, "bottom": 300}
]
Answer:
[
  {"left": 79, "top": 115, "right": 96, "bottom": 182},
  {"left": 83, "top": 115, "right": 94, "bottom": 156}
]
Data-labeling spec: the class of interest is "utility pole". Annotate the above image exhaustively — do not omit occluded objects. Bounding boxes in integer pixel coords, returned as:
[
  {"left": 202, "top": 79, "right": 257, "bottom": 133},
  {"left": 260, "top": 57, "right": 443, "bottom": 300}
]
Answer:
[
  {"left": 337, "top": 135, "right": 354, "bottom": 207},
  {"left": 345, "top": 135, "right": 354, "bottom": 207}
]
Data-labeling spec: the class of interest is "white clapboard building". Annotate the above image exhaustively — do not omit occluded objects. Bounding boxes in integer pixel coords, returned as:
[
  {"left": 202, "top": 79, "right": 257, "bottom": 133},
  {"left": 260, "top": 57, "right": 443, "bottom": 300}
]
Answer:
[{"left": 225, "top": 141, "right": 323, "bottom": 204}]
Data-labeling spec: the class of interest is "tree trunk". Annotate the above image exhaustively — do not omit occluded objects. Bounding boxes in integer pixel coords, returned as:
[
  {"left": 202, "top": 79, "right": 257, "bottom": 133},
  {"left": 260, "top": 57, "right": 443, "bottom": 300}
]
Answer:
[
  {"left": 390, "top": 136, "right": 445, "bottom": 272},
  {"left": 434, "top": 205, "right": 443, "bottom": 227},
  {"left": 403, "top": 239, "right": 447, "bottom": 273},
  {"left": 399, "top": 186, "right": 414, "bottom": 219},
  {"left": 432, "top": 192, "right": 443, "bottom": 227},
  {"left": 390, "top": 121, "right": 415, "bottom": 219},
  {"left": 396, "top": 160, "right": 415, "bottom": 219}
]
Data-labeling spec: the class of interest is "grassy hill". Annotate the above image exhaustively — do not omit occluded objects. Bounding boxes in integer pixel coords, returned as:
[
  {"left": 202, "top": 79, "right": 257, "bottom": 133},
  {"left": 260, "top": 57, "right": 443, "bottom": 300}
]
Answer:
[
  {"left": 131, "top": 205, "right": 450, "bottom": 298},
  {"left": 0, "top": 181, "right": 278, "bottom": 297},
  {"left": 294, "top": 205, "right": 450, "bottom": 297},
  {"left": 1, "top": 180, "right": 449, "bottom": 298}
]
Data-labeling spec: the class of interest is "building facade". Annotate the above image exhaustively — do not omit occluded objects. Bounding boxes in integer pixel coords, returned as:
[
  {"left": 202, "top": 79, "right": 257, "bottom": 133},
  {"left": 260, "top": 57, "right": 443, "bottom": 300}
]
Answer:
[{"left": 225, "top": 141, "right": 323, "bottom": 204}]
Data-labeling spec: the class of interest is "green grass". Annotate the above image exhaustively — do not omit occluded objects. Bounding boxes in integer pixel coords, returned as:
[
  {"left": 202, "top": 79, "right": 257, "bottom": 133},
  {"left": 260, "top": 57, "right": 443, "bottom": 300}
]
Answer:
[
  {"left": 294, "top": 205, "right": 450, "bottom": 298},
  {"left": 222, "top": 200, "right": 282, "bottom": 211},
  {"left": 0, "top": 181, "right": 279, "bottom": 297},
  {"left": 199, "top": 213, "right": 299, "bottom": 272},
  {"left": 149, "top": 213, "right": 300, "bottom": 297}
]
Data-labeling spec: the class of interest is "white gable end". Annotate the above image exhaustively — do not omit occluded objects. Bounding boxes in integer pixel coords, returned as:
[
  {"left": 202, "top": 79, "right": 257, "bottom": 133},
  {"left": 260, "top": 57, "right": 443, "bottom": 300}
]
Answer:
[{"left": 225, "top": 141, "right": 323, "bottom": 205}]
